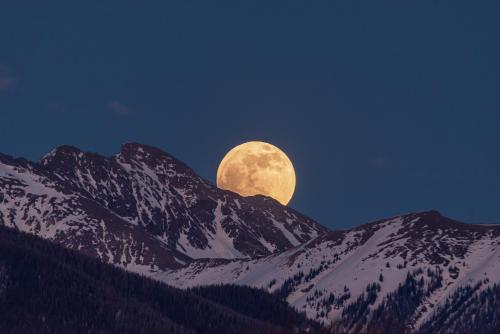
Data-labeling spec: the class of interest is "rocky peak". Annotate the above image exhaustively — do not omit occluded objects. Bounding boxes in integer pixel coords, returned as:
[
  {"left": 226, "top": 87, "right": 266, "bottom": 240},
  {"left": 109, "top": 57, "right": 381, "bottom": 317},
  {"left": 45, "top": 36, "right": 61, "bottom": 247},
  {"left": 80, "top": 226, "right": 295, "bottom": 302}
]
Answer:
[
  {"left": 397, "top": 210, "right": 493, "bottom": 235},
  {"left": 41, "top": 145, "right": 82, "bottom": 165},
  {"left": 117, "top": 142, "right": 198, "bottom": 178}
]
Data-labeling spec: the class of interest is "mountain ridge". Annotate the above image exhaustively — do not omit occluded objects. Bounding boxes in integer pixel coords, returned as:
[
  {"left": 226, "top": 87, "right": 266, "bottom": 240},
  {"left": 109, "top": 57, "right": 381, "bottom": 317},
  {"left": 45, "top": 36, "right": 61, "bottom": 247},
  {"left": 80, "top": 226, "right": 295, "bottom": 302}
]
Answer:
[
  {"left": 162, "top": 210, "right": 500, "bottom": 332},
  {"left": 0, "top": 143, "right": 325, "bottom": 272}
]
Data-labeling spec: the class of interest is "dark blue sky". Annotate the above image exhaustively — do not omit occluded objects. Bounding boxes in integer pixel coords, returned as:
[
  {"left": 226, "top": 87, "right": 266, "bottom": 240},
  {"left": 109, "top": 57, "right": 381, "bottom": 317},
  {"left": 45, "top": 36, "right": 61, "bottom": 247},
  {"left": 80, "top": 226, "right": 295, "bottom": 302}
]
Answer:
[{"left": 1, "top": 1, "right": 499, "bottom": 228}]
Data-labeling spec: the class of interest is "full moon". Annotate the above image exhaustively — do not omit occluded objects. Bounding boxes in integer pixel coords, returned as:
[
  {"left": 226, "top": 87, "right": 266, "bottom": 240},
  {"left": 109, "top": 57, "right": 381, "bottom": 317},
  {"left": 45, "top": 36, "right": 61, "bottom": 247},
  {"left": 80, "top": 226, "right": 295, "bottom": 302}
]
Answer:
[{"left": 216, "top": 141, "right": 296, "bottom": 205}]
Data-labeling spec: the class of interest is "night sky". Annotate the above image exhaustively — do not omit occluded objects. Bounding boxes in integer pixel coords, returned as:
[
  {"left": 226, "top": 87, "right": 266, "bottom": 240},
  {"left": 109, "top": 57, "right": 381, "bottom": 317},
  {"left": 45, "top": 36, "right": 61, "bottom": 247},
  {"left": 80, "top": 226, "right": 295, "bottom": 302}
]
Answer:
[{"left": 1, "top": 1, "right": 499, "bottom": 229}]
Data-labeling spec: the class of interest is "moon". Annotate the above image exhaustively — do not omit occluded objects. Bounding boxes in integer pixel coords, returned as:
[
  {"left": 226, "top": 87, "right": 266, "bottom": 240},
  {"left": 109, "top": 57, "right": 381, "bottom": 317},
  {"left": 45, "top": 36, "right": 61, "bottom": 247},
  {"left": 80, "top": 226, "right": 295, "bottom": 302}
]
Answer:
[{"left": 216, "top": 141, "right": 296, "bottom": 205}]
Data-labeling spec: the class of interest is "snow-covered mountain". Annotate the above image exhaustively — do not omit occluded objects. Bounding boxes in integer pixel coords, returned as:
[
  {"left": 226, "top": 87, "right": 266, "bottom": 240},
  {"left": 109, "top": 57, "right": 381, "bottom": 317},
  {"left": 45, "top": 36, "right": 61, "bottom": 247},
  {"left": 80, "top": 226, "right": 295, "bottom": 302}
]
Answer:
[
  {"left": 161, "top": 211, "right": 500, "bottom": 332},
  {"left": 1, "top": 143, "right": 499, "bottom": 333},
  {"left": 0, "top": 143, "right": 324, "bottom": 272}
]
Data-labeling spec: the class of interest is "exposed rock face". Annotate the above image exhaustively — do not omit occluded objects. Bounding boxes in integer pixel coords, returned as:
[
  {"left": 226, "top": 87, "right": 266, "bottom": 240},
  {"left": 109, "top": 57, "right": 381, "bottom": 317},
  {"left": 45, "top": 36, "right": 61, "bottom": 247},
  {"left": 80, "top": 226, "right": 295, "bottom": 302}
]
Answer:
[{"left": 0, "top": 143, "right": 325, "bottom": 272}]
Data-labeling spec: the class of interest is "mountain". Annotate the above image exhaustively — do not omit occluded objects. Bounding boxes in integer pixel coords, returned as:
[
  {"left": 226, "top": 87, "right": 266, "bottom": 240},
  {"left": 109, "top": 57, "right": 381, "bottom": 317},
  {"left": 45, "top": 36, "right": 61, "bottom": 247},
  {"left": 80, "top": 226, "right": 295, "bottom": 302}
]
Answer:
[
  {"left": 1, "top": 143, "right": 500, "bottom": 333},
  {"left": 0, "top": 143, "right": 324, "bottom": 273},
  {"left": 162, "top": 211, "right": 500, "bottom": 333},
  {"left": 0, "top": 224, "right": 324, "bottom": 334}
]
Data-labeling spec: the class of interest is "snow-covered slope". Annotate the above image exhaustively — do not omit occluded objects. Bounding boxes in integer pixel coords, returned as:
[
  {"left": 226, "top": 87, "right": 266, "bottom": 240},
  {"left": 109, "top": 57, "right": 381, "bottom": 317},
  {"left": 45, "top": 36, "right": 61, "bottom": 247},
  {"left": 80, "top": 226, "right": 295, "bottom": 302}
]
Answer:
[
  {"left": 160, "top": 211, "right": 500, "bottom": 331},
  {"left": 0, "top": 143, "right": 325, "bottom": 273}
]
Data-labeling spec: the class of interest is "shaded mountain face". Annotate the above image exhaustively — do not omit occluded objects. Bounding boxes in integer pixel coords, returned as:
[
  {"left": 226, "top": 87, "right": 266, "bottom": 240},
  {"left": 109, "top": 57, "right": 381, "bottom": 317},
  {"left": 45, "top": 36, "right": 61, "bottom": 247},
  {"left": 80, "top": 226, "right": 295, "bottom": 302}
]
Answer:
[
  {"left": 163, "top": 211, "right": 500, "bottom": 332},
  {"left": 0, "top": 143, "right": 324, "bottom": 272},
  {"left": 0, "top": 225, "right": 324, "bottom": 334}
]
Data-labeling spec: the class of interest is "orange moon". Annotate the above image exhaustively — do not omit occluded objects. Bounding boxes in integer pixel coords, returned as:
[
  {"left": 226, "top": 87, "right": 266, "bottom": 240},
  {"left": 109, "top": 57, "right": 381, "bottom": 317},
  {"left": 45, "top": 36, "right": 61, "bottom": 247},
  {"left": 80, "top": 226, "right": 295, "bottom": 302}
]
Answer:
[{"left": 216, "top": 141, "right": 296, "bottom": 205}]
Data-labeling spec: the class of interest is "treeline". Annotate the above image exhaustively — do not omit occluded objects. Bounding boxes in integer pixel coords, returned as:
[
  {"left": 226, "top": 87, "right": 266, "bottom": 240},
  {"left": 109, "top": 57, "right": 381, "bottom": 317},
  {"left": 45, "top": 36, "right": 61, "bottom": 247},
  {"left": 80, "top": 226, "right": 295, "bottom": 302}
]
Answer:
[
  {"left": 418, "top": 280, "right": 500, "bottom": 334},
  {"left": 330, "top": 266, "right": 500, "bottom": 334},
  {"left": 0, "top": 225, "right": 324, "bottom": 334},
  {"left": 331, "top": 268, "right": 445, "bottom": 334}
]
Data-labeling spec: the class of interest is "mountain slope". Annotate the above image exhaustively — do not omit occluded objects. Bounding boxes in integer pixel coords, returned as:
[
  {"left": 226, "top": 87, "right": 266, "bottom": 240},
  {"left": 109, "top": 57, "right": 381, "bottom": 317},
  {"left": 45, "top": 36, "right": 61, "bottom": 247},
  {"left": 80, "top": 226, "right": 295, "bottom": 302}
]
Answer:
[
  {"left": 0, "top": 143, "right": 325, "bottom": 273},
  {"left": 417, "top": 282, "right": 500, "bottom": 334},
  {"left": 162, "top": 211, "right": 500, "bottom": 332},
  {"left": 189, "top": 284, "right": 325, "bottom": 332},
  {"left": 2, "top": 144, "right": 499, "bottom": 333},
  {"left": 0, "top": 225, "right": 324, "bottom": 334}
]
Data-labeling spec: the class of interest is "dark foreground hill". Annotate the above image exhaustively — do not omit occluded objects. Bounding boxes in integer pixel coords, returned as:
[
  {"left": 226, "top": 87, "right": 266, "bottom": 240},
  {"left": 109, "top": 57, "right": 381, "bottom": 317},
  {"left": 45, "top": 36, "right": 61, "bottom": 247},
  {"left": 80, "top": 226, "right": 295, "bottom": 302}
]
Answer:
[{"left": 0, "top": 225, "right": 323, "bottom": 334}]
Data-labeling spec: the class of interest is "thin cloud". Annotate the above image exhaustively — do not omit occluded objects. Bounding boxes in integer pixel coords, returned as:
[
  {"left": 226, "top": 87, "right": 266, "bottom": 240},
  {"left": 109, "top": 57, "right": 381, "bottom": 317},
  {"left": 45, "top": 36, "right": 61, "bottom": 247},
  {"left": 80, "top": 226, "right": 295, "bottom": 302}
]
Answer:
[
  {"left": 108, "top": 100, "right": 131, "bottom": 115},
  {"left": 0, "top": 65, "right": 17, "bottom": 91}
]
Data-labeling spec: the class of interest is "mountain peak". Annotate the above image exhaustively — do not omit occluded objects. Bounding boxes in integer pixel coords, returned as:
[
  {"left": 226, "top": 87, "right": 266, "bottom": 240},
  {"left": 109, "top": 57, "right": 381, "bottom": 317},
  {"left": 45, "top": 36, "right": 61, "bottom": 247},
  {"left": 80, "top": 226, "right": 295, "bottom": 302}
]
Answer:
[
  {"left": 120, "top": 142, "right": 170, "bottom": 158},
  {"left": 117, "top": 142, "right": 195, "bottom": 175},
  {"left": 411, "top": 209, "right": 442, "bottom": 220},
  {"left": 39, "top": 143, "right": 196, "bottom": 180},
  {"left": 40, "top": 145, "right": 82, "bottom": 165}
]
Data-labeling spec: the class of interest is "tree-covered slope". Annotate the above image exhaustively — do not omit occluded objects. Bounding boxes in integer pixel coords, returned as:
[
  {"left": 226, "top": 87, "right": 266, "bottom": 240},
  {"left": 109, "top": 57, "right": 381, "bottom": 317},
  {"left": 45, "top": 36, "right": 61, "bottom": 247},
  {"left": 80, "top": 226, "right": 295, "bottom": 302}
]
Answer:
[
  {"left": 189, "top": 284, "right": 324, "bottom": 333},
  {"left": 0, "top": 225, "right": 321, "bottom": 334}
]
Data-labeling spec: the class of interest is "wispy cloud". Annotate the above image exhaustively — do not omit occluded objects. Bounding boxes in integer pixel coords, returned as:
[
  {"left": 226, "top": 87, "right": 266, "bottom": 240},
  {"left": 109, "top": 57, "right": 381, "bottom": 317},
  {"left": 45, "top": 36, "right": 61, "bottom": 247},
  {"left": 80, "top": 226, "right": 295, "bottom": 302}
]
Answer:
[
  {"left": 108, "top": 100, "right": 131, "bottom": 115},
  {"left": 0, "top": 65, "right": 17, "bottom": 91}
]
